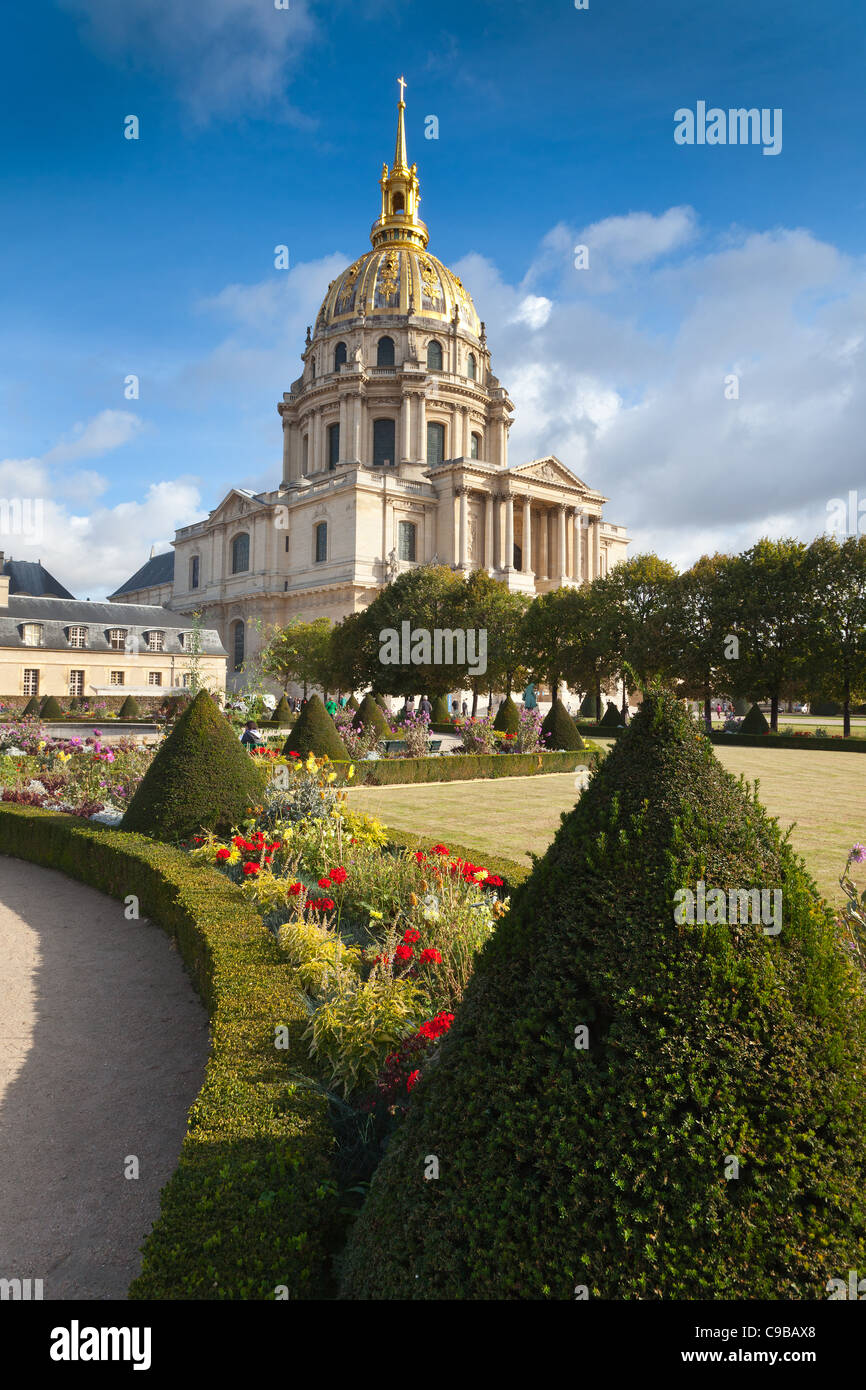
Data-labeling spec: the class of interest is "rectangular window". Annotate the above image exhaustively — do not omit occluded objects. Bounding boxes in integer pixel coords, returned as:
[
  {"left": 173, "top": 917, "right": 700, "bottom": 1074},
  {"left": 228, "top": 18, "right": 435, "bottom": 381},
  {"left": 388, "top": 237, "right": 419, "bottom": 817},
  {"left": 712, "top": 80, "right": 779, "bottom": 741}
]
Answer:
[
  {"left": 23, "top": 668, "right": 39, "bottom": 696},
  {"left": 398, "top": 520, "right": 417, "bottom": 562},
  {"left": 68, "top": 626, "right": 88, "bottom": 649},
  {"left": 190, "top": 556, "right": 200, "bottom": 589},
  {"left": 328, "top": 422, "right": 340, "bottom": 470},
  {"left": 110, "top": 670, "right": 125, "bottom": 686},
  {"left": 427, "top": 421, "right": 445, "bottom": 467},
  {"left": 22, "top": 623, "right": 42, "bottom": 647},
  {"left": 147, "top": 631, "right": 164, "bottom": 653},
  {"left": 182, "top": 673, "right": 192, "bottom": 688},
  {"left": 69, "top": 670, "right": 84, "bottom": 697},
  {"left": 373, "top": 418, "right": 396, "bottom": 468},
  {"left": 148, "top": 671, "right": 162, "bottom": 686},
  {"left": 315, "top": 522, "right": 327, "bottom": 563},
  {"left": 108, "top": 629, "right": 127, "bottom": 651}
]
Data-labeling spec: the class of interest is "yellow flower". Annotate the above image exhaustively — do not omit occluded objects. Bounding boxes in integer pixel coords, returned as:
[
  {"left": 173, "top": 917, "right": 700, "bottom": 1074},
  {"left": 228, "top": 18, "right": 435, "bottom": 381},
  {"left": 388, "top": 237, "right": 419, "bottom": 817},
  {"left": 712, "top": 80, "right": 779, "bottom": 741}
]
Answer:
[
  {"left": 348, "top": 765, "right": 355, "bottom": 780},
  {"left": 327, "top": 771, "right": 336, "bottom": 783},
  {"left": 369, "top": 909, "right": 384, "bottom": 921}
]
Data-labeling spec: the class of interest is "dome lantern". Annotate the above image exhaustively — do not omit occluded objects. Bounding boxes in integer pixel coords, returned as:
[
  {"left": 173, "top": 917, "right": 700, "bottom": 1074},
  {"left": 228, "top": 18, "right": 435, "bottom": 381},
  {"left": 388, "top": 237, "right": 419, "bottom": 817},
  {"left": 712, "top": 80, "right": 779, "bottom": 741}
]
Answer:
[{"left": 371, "top": 76, "right": 429, "bottom": 252}]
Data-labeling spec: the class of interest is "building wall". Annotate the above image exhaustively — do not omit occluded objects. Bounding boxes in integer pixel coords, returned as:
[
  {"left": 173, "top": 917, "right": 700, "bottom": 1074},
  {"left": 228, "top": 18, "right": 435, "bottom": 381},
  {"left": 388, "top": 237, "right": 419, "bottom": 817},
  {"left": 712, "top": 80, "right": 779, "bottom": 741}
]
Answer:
[{"left": 0, "top": 649, "right": 226, "bottom": 699}]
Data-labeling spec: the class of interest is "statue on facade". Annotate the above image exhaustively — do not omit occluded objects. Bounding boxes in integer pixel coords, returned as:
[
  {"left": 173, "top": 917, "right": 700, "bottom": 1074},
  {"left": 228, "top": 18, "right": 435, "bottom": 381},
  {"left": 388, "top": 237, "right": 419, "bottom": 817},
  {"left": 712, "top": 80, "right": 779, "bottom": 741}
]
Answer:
[{"left": 386, "top": 548, "right": 399, "bottom": 580}]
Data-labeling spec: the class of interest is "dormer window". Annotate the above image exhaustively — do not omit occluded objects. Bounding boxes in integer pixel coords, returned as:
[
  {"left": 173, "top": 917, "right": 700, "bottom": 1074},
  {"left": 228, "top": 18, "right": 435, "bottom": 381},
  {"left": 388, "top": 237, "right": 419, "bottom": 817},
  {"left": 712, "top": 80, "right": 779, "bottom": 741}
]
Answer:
[
  {"left": 146, "top": 631, "right": 164, "bottom": 653},
  {"left": 108, "top": 628, "right": 128, "bottom": 651},
  {"left": 21, "top": 623, "right": 43, "bottom": 647},
  {"left": 67, "top": 625, "right": 88, "bottom": 649}
]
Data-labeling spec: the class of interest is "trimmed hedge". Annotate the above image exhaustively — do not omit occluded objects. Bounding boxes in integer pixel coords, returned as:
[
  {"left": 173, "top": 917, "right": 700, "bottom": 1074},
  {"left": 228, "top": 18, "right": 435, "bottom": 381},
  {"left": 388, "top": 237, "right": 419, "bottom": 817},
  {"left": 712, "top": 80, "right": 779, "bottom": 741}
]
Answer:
[
  {"left": 272, "top": 695, "right": 293, "bottom": 724},
  {"left": 599, "top": 700, "right": 625, "bottom": 729},
  {"left": 740, "top": 702, "right": 771, "bottom": 735},
  {"left": 118, "top": 695, "right": 142, "bottom": 720},
  {"left": 712, "top": 731, "right": 866, "bottom": 752},
  {"left": 39, "top": 695, "right": 64, "bottom": 719},
  {"left": 341, "top": 691, "right": 866, "bottom": 1300},
  {"left": 282, "top": 694, "right": 349, "bottom": 761},
  {"left": 493, "top": 695, "right": 520, "bottom": 734},
  {"left": 540, "top": 698, "right": 585, "bottom": 750},
  {"left": 352, "top": 693, "right": 390, "bottom": 740},
  {"left": 0, "top": 805, "right": 341, "bottom": 1300},
  {"left": 355, "top": 749, "right": 597, "bottom": 785},
  {"left": 430, "top": 694, "right": 451, "bottom": 723}
]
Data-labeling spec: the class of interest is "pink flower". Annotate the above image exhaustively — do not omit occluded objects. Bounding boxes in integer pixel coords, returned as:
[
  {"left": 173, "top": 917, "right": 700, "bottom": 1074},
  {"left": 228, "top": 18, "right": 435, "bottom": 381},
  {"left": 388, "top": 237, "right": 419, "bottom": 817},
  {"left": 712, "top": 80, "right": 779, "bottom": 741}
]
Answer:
[{"left": 851, "top": 843, "right": 866, "bottom": 864}]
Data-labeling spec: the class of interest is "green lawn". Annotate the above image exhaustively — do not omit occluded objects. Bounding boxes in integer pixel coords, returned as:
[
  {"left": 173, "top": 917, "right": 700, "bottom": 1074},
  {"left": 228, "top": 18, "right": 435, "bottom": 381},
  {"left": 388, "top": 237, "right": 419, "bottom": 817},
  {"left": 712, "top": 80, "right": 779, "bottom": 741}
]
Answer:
[{"left": 348, "top": 743, "right": 866, "bottom": 906}]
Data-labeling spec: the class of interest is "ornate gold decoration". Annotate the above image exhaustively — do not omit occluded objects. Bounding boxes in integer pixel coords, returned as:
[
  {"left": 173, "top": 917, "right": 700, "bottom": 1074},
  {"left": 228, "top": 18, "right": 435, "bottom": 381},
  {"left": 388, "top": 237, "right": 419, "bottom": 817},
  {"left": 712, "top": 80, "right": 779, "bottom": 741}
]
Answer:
[
  {"left": 377, "top": 251, "right": 400, "bottom": 301},
  {"left": 418, "top": 256, "right": 441, "bottom": 302}
]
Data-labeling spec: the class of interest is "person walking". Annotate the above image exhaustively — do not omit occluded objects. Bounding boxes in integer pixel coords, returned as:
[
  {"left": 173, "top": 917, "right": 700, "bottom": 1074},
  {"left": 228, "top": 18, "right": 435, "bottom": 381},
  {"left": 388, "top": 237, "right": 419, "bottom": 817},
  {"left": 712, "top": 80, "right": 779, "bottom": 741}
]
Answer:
[{"left": 419, "top": 694, "right": 432, "bottom": 719}]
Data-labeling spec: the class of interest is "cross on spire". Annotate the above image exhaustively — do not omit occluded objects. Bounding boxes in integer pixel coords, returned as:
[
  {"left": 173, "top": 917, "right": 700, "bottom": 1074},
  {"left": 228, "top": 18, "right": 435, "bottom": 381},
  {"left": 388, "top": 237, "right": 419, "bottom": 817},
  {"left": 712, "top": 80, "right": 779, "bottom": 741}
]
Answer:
[{"left": 398, "top": 75, "right": 407, "bottom": 102}]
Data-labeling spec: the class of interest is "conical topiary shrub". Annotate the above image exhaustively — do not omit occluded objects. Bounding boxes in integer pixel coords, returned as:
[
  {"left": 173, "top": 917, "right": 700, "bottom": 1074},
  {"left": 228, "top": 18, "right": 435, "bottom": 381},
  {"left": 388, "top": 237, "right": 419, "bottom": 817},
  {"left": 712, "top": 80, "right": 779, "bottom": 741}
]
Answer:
[
  {"left": 39, "top": 695, "right": 64, "bottom": 719},
  {"left": 118, "top": 695, "right": 141, "bottom": 720},
  {"left": 339, "top": 690, "right": 866, "bottom": 1300},
  {"left": 493, "top": 694, "right": 520, "bottom": 733},
  {"left": 599, "top": 700, "right": 624, "bottom": 729},
  {"left": 353, "top": 693, "right": 389, "bottom": 739},
  {"left": 540, "top": 697, "right": 585, "bottom": 750},
  {"left": 430, "top": 693, "right": 451, "bottom": 723},
  {"left": 740, "top": 702, "right": 770, "bottom": 735},
  {"left": 272, "top": 695, "right": 293, "bottom": 724},
  {"left": 347, "top": 694, "right": 360, "bottom": 712},
  {"left": 732, "top": 696, "right": 750, "bottom": 716},
  {"left": 283, "top": 693, "right": 349, "bottom": 760},
  {"left": 21, "top": 695, "right": 40, "bottom": 717},
  {"left": 122, "top": 690, "right": 266, "bottom": 841},
  {"left": 579, "top": 692, "right": 598, "bottom": 719}
]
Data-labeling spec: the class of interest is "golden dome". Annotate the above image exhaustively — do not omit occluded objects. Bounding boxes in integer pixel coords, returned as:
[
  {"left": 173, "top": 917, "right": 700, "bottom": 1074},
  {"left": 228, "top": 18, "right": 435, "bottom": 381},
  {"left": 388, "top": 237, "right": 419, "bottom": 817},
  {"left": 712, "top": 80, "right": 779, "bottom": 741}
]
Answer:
[
  {"left": 317, "top": 247, "right": 481, "bottom": 337},
  {"left": 314, "top": 79, "right": 481, "bottom": 339}
]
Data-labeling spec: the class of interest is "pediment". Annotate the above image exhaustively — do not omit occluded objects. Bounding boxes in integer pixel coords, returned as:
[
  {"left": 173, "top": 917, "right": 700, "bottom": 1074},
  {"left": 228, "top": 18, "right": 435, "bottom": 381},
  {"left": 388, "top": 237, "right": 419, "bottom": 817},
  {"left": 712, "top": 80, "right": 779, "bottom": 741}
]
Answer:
[
  {"left": 209, "top": 490, "right": 267, "bottom": 524},
  {"left": 512, "top": 456, "right": 588, "bottom": 490}
]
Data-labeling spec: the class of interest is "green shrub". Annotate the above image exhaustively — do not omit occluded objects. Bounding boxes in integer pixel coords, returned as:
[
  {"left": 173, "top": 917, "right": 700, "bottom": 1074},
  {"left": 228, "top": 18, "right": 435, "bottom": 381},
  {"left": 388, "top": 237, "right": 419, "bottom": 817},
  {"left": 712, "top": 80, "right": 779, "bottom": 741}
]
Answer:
[
  {"left": 810, "top": 698, "right": 841, "bottom": 717},
  {"left": 39, "top": 695, "right": 64, "bottom": 719},
  {"left": 356, "top": 749, "right": 596, "bottom": 785},
  {"left": 347, "top": 695, "right": 360, "bottom": 712},
  {"left": 0, "top": 804, "right": 341, "bottom": 1299},
  {"left": 492, "top": 694, "right": 520, "bottom": 733},
  {"left": 599, "top": 700, "right": 624, "bottom": 729},
  {"left": 540, "top": 697, "right": 585, "bottom": 750},
  {"left": 272, "top": 695, "right": 293, "bottom": 724},
  {"left": 430, "top": 693, "right": 451, "bottom": 723},
  {"left": 740, "top": 702, "right": 771, "bottom": 735},
  {"left": 579, "top": 692, "right": 598, "bottom": 719},
  {"left": 732, "top": 696, "right": 750, "bottom": 716},
  {"left": 352, "top": 693, "right": 389, "bottom": 739},
  {"left": 21, "top": 696, "right": 40, "bottom": 717},
  {"left": 306, "top": 975, "right": 425, "bottom": 1097},
  {"left": 118, "top": 695, "right": 142, "bottom": 720},
  {"left": 340, "top": 691, "right": 866, "bottom": 1300},
  {"left": 122, "top": 690, "right": 266, "bottom": 842},
  {"left": 283, "top": 694, "right": 349, "bottom": 760}
]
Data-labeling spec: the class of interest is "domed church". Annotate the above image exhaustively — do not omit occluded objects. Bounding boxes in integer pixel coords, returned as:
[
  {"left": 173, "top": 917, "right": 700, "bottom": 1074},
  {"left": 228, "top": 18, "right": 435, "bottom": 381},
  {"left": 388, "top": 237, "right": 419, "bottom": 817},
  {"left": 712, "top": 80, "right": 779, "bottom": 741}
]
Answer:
[{"left": 113, "top": 81, "right": 629, "bottom": 687}]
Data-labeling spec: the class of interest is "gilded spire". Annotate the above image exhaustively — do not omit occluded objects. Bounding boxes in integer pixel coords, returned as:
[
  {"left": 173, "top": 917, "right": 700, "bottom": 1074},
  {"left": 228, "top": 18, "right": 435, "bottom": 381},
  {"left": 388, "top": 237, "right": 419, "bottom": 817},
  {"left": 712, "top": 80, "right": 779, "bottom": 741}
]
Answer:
[{"left": 371, "top": 77, "right": 429, "bottom": 250}]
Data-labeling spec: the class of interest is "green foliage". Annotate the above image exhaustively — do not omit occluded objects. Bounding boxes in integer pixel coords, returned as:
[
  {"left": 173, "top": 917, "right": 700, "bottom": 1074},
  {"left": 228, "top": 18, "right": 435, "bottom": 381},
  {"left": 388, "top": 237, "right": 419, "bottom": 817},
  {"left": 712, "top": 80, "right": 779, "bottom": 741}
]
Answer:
[
  {"left": 21, "top": 696, "right": 40, "bottom": 717},
  {"left": 262, "top": 617, "right": 334, "bottom": 698},
  {"left": 384, "top": 827, "right": 529, "bottom": 895},
  {"left": 347, "top": 695, "right": 360, "bottom": 712},
  {"left": 306, "top": 974, "right": 425, "bottom": 1096},
  {"left": 272, "top": 695, "right": 293, "bottom": 724},
  {"left": 599, "top": 700, "right": 624, "bottom": 728},
  {"left": 283, "top": 693, "right": 349, "bottom": 760},
  {"left": 740, "top": 702, "right": 771, "bottom": 735},
  {"left": 540, "top": 697, "right": 585, "bottom": 749},
  {"left": 118, "top": 695, "right": 142, "bottom": 720},
  {"left": 430, "top": 693, "right": 451, "bottom": 723},
  {"left": 0, "top": 805, "right": 341, "bottom": 1300},
  {"left": 579, "top": 692, "right": 598, "bottom": 718},
  {"left": 732, "top": 696, "right": 750, "bottom": 716},
  {"left": 122, "top": 690, "right": 266, "bottom": 842},
  {"left": 355, "top": 749, "right": 596, "bottom": 785},
  {"left": 493, "top": 694, "right": 520, "bottom": 733},
  {"left": 39, "top": 695, "right": 64, "bottom": 719},
  {"left": 278, "top": 920, "right": 363, "bottom": 995},
  {"left": 340, "top": 691, "right": 866, "bottom": 1300},
  {"left": 353, "top": 693, "right": 389, "bottom": 738}
]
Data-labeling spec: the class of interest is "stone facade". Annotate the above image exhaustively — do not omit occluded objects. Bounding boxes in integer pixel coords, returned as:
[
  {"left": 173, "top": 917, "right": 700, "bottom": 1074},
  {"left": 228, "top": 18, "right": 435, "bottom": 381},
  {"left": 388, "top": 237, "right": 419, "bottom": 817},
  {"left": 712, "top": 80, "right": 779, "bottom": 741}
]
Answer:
[{"left": 115, "top": 85, "right": 630, "bottom": 690}]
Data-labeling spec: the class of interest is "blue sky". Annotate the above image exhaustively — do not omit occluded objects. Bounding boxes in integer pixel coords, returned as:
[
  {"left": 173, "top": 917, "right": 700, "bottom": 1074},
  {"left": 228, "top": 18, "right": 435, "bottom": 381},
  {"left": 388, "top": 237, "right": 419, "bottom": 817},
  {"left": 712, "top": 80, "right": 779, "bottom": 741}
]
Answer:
[{"left": 1, "top": 0, "right": 864, "bottom": 595}]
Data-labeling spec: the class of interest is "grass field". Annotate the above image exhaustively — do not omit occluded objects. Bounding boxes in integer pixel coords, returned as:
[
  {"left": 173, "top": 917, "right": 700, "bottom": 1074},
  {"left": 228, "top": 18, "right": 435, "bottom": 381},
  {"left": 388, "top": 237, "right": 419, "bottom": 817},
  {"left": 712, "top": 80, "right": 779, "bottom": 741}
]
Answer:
[{"left": 348, "top": 742, "right": 866, "bottom": 906}]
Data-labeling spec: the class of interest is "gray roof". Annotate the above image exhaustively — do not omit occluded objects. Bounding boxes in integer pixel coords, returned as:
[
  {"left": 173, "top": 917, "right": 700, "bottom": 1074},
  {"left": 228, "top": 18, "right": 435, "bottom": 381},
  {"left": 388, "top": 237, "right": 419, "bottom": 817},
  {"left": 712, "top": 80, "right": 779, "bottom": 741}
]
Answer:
[
  {"left": 109, "top": 550, "right": 175, "bottom": 598},
  {"left": 0, "top": 596, "right": 226, "bottom": 656},
  {"left": 2, "top": 559, "right": 74, "bottom": 600}
]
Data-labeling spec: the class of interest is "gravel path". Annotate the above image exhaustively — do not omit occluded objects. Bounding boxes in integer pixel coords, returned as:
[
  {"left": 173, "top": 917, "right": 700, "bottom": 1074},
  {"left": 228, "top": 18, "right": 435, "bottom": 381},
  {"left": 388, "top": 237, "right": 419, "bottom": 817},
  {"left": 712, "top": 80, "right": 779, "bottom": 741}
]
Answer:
[{"left": 0, "top": 857, "right": 209, "bottom": 1300}]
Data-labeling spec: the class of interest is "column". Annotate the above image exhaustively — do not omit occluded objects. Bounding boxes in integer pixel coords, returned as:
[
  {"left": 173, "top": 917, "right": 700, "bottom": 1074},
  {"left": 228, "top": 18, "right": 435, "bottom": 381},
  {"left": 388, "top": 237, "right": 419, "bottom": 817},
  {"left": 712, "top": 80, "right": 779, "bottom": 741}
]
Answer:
[
  {"left": 309, "top": 411, "right": 319, "bottom": 473},
  {"left": 573, "top": 508, "right": 582, "bottom": 582},
  {"left": 495, "top": 494, "right": 504, "bottom": 570},
  {"left": 505, "top": 493, "right": 514, "bottom": 572},
  {"left": 417, "top": 393, "right": 427, "bottom": 462},
  {"left": 559, "top": 505, "right": 567, "bottom": 583},
  {"left": 352, "top": 396, "right": 361, "bottom": 461},
  {"left": 522, "top": 496, "right": 532, "bottom": 574},
  {"left": 592, "top": 515, "right": 601, "bottom": 578},
  {"left": 401, "top": 395, "right": 412, "bottom": 462},
  {"left": 282, "top": 417, "right": 292, "bottom": 483},
  {"left": 459, "top": 488, "right": 468, "bottom": 568},
  {"left": 338, "top": 398, "right": 348, "bottom": 462},
  {"left": 539, "top": 508, "right": 548, "bottom": 579},
  {"left": 499, "top": 418, "right": 509, "bottom": 469},
  {"left": 484, "top": 493, "right": 494, "bottom": 571},
  {"left": 452, "top": 490, "right": 461, "bottom": 566}
]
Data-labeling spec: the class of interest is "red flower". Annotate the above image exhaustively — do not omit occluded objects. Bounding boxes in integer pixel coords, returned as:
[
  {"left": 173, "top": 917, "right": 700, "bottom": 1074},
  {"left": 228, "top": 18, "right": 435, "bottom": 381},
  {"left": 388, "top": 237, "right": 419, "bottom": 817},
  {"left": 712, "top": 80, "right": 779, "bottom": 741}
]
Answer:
[
  {"left": 242, "top": 862, "right": 260, "bottom": 876},
  {"left": 318, "top": 877, "right": 332, "bottom": 889},
  {"left": 215, "top": 847, "right": 231, "bottom": 862},
  {"left": 329, "top": 866, "right": 348, "bottom": 884},
  {"left": 483, "top": 874, "right": 504, "bottom": 888},
  {"left": 287, "top": 882, "right": 304, "bottom": 896},
  {"left": 414, "top": 850, "right": 426, "bottom": 862},
  {"left": 308, "top": 896, "right": 335, "bottom": 912},
  {"left": 402, "top": 928, "right": 421, "bottom": 944},
  {"left": 193, "top": 835, "right": 204, "bottom": 843},
  {"left": 395, "top": 943, "right": 414, "bottom": 961},
  {"left": 407, "top": 1070, "right": 420, "bottom": 1092},
  {"left": 418, "top": 1011, "right": 454, "bottom": 1040},
  {"left": 419, "top": 947, "right": 442, "bottom": 965},
  {"left": 430, "top": 843, "right": 449, "bottom": 856}
]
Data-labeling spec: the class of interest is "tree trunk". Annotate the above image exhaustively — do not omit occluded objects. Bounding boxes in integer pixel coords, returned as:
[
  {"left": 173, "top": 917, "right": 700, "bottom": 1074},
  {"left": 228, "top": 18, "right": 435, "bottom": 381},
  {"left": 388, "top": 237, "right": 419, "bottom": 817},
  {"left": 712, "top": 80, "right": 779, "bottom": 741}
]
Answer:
[
  {"left": 844, "top": 679, "right": 851, "bottom": 739},
  {"left": 595, "top": 676, "right": 602, "bottom": 721},
  {"left": 471, "top": 688, "right": 478, "bottom": 717},
  {"left": 770, "top": 693, "right": 779, "bottom": 732},
  {"left": 704, "top": 692, "right": 712, "bottom": 735},
  {"left": 621, "top": 675, "right": 628, "bottom": 720}
]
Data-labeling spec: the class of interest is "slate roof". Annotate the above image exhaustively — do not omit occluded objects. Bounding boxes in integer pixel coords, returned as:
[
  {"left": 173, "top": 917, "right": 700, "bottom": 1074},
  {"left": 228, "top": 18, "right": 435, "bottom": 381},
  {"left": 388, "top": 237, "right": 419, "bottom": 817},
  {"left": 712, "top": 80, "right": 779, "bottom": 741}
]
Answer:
[
  {"left": 108, "top": 550, "right": 175, "bottom": 598},
  {"left": 2, "top": 559, "right": 75, "bottom": 600},
  {"left": 0, "top": 596, "right": 226, "bottom": 656}
]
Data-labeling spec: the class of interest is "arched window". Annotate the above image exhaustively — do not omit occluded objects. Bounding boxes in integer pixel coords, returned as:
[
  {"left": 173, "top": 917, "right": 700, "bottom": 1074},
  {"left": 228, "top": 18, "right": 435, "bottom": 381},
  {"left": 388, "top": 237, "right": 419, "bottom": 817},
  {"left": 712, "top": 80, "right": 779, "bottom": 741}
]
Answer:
[
  {"left": 426, "top": 339, "right": 443, "bottom": 371},
  {"left": 232, "top": 620, "right": 245, "bottom": 672},
  {"left": 391, "top": 192, "right": 405, "bottom": 214},
  {"left": 398, "top": 520, "right": 417, "bottom": 562},
  {"left": 310, "top": 356, "right": 316, "bottom": 379},
  {"left": 377, "top": 336, "right": 395, "bottom": 367},
  {"left": 327, "top": 422, "right": 340, "bottom": 470},
  {"left": 232, "top": 533, "right": 250, "bottom": 574},
  {"left": 334, "top": 342, "right": 347, "bottom": 371},
  {"left": 315, "top": 522, "right": 328, "bottom": 563},
  {"left": 373, "top": 418, "right": 396, "bottom": 468},
  {"left": 467, "top": 352, "right": 476, "bottom": 380},
  {"left": 427, "top": 421, "right": 445, "bottom": 467},
  {"left": 471, "top": 432, "right": 480, "bottom": 459}
]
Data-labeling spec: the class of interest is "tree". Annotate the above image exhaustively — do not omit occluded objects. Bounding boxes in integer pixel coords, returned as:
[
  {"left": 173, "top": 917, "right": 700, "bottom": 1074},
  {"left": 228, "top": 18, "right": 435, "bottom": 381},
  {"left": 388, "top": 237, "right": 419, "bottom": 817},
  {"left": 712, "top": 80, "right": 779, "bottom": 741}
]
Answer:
[
  {"left": 262, "top": 618, "right": 333, "bottom": 699},
  {"left": 662, "top": 554, "right": 738, "bottom": 732},
  {"left": 520, "top": 587, "right": 583, "bottom": 700},
  {"left": 723, "top": 539, "right": 810, "bottom": 732},
  {"left": 356, "top": 565, "right": 470, "bottom": 698},
  {"left": 462, "top": 570, "right": 529, "bottom": 714},
  {"left": 803, "top": 536, "right": 866, "bottom": 738},
  {"left": 328, "top": 610, "right": 374, "bottom": 699},
  {"left": 559, "top": 583, "right": 620, "bottom": 718},
  {"left": 595, "top": 554, "right": 678, "bottom": 713}
]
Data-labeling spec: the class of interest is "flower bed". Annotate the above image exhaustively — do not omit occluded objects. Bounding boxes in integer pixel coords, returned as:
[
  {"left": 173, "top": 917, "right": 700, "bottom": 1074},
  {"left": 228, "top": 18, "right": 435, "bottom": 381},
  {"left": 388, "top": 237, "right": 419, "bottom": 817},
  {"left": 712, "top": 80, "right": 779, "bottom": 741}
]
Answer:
[{"left": 0, "top": 721, "right": 154, "bottom": 823}]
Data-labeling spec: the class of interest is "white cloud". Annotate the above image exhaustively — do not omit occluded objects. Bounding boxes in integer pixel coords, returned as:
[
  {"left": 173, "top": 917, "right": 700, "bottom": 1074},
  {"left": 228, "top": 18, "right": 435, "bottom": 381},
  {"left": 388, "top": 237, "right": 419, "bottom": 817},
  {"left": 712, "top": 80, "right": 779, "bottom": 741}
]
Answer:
[
  {"left": 511, "top": 295, "right": 553, "bottom": 331},
  {"left": 43, "top": 409, "right": 144, "bottom": 465},
  {"left": 58, "top": 0, "right": 318, "bottom": 123}
]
